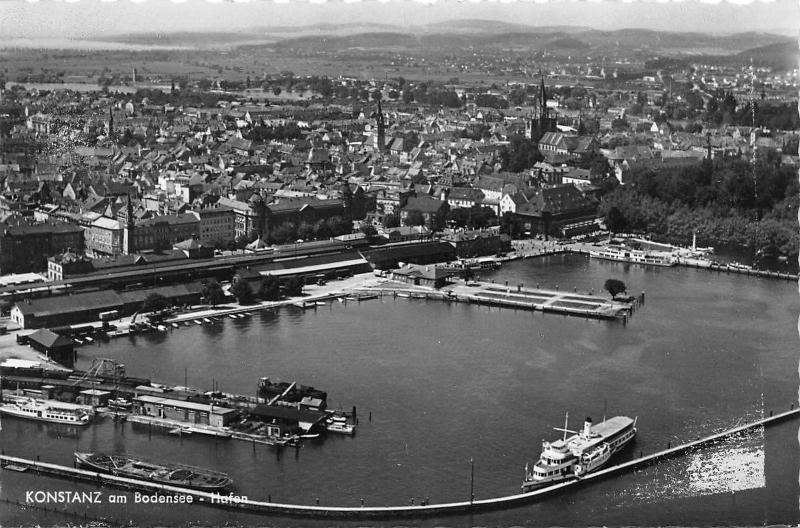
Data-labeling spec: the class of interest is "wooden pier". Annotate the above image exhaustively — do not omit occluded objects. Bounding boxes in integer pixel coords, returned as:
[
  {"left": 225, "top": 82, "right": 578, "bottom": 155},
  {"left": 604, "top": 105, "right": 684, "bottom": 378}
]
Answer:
[
  {"left": 365, "top": 282, "right": 637, "bottom": 323},
  {"left": 3, "top": 406, "right": 796, "bottom": 520}
]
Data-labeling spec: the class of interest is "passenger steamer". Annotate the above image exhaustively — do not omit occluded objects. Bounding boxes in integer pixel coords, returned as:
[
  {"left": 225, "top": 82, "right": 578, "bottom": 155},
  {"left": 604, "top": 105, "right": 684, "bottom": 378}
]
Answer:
[
  {"left": 522, "top": 414, "right": 636, "bottom": 491},
  {"left": 589, "top": 245, "right": 676, "bottom": 267},
  {"left": 75, "top": 452, "right": 233, "bottom": 491},
  {"left": 0, "top": 397, "right": 91, "bottom": 426}
]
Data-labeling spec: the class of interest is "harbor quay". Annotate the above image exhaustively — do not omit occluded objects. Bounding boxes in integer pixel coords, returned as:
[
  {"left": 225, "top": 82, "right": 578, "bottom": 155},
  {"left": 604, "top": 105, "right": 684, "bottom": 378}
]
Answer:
[
  {"left": 2, "top": 406, "right": 797, "bottom": 519},
  {"left": 357, "top": 281, "right": 638, "bottom": 322}
]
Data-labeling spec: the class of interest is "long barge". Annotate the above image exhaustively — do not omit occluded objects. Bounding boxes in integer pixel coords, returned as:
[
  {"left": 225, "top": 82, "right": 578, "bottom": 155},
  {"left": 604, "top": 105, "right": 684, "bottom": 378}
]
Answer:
[{"left": 75, "top": 452, "right": 233, "bottom": 491}]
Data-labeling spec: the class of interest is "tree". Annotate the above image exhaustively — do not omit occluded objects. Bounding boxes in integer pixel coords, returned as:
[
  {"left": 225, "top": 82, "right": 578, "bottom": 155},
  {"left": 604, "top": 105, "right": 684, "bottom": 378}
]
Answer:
[
  {"left": 258, "top": 275, "right": 281, "bottom": 301},
  {"left": 202, "top": 279, "right": 226, "bottom": 306},
  {"left": 500, "top": 134, "right": 543, "bottom": 172},
  {"left": 604, "top": 279, "right": 627, "bottom": 299},
  {"left": 283, "top": 276, "right": 303, "bottom": 297},
  {"left": 297, "top": 221, "right": 315, "bottom": 241},
  {"left": 500, "top": 211, "right": 522, "bottom": 237},
  {"left": 383, "top": 213, "right": 401, "bottom": 228},
  {"left": 360, "top": 224, "right": 378, "bottom": 237},
  {"left": 405, "top": 210, "right": 426, "bottom": 227},
  {"left": 604, "top": 206, "right": 627, "bottom": 233},
  {"left": 234, "top": 234, "right": 249, "bottom": 250},
  {"left": 142, "top": 293, "right": 169, "bottom": 313},
  {"left": 230, "top": 275, "right": 254, "bottom": 304}
]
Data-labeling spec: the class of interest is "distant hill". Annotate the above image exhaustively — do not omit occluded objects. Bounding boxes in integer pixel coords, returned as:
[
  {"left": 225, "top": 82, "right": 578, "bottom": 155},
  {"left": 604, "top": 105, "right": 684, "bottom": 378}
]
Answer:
[
  {"left": 416, "top": 20, "right": 536, "bottom": 34},
  {"left": 547, "top": 37, "right": 590, "bottom": 50},
  {"left": 736, "top": 40, "right": 799, "bottom": 70},
  {"left": 93, "top": 23, "right": 794, "bottom": 60},
  {"left": 90, "top": 31, "right": 274, "bottom": 48}
]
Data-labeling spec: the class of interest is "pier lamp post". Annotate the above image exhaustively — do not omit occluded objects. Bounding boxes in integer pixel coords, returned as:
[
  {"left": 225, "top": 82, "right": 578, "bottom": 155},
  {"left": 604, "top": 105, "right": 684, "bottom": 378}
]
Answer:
[{"left": 469, "top": 458, "right": 474, "bottom": 505}]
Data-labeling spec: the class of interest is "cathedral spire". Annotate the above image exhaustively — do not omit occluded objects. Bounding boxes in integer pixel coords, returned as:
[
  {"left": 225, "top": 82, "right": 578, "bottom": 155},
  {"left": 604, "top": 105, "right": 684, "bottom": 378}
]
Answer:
[
  {"left": 376, "top": 98, "right": 386, "bottom": 153},
  {"left": 107, "top": 105, "right": 114, "bottom": 137},
  {"left": 539, "top": 74, "right": 548, "bottom": 122}
]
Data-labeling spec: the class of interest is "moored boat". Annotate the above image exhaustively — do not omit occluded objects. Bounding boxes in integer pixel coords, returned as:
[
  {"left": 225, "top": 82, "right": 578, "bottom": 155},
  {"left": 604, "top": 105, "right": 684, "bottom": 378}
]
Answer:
[
  {"left": 589, "top": 245, "right": 676, "bottom": 267},
  {"left": 521, "top": 414, "right": 636, "bottom": 491},
  {"left": 74, "top": 452, "right": 232, "bottom": 491},
  {"left": 0, "top": 397, "right": 91, "bottom": 426},
  {"left": 325, "top": 415, "right": 356, "bottom": 435}
]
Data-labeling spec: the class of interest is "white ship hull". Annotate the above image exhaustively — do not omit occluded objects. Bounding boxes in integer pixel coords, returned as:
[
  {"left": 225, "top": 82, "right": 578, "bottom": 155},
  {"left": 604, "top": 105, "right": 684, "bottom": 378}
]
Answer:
[
  {"left": 590, "top": 249, "right": 676, "bottom": 267},
  {"left": 522, "top": 415, "right": 636, "bottom": 491},
  {"left": 0, "top": 399, "right": 91, "bottom": 426}
]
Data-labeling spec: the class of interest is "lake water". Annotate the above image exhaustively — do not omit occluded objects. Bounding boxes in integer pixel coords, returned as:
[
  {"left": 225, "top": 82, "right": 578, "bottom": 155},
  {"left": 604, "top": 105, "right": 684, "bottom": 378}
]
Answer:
[{"left": 1, "top": 254, "right": 797, "bottom": 526}]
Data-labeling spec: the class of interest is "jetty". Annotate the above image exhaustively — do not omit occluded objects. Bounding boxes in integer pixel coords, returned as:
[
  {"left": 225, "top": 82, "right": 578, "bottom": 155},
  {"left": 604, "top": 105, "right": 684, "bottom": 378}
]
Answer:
[
  {"left": 4, "top": 406, "right": 795, "bottom": 519},
  {"left": 364, "top": 281, "right": 637, "bottom": 323}
]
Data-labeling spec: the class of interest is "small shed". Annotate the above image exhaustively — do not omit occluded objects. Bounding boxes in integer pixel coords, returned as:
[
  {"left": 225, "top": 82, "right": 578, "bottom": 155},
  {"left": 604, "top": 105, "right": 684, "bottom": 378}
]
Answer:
[
  {"left": 26, "top": 329, "right": 75, "bottom": 367},
  {"left": 79, "top": 389, "right": 111, "bottom": 407}
]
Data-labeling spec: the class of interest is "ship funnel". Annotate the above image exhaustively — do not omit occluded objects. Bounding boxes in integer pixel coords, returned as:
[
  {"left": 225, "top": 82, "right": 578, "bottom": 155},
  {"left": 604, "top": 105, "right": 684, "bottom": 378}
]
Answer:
[{"left": 583, "top": 417, "right": 592, "bottom": 437}]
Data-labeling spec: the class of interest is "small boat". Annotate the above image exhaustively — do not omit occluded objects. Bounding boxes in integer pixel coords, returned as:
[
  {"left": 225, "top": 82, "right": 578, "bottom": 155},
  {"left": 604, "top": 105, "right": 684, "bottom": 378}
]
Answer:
[
  {"left": 75, "top": 452, "right": 232, "bottom": 491},
  {"left": 169, "top": 427, "right": 193, "bottom": 436},
  {"left": 357, "top": 293, "right": 379, "bottom": 301},
  {"left": 84, "top": 336, "right": 94, "bottom": 343},
  {"left": 108, "top": 398, "right": 132, "bottom": 410},
  {"left": 157, "top": 325, "right": 167, "bottom": 332},
  {"left": 326, "top": 415, "right": 356, "bottom": 435},
  {"left": 203, "top": 318, "right": 212, "bottom": 323},
  {"left": 2, "top": 464, "right": 29, "bottom": 472},
  {"left": 171, "top": 323, "right": 179, "bottom": 329},
  {"left": 73, "top": 338, "right": 83, "bottom": 345},
  {"left": 194, "top": 320, "right": 202, "bottom": 325},
  {"left": 396, "top": 293, "right": 410, "bottom": 298},
  {"left": 315, "top": 301, "right": 327, "bottom": 306},
  {"left": 727, "top": 261, "right": 752, "bottom": 271}
]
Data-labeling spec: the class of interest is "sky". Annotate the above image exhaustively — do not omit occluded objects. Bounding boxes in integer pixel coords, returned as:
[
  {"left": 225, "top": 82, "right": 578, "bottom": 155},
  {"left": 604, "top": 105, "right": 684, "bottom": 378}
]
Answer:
[{"left": 0, "top": 0, "right": 798, "bottom": 40}]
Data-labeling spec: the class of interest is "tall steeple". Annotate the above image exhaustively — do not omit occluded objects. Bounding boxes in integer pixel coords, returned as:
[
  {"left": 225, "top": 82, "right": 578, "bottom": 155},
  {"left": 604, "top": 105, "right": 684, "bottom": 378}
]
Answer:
[
  {"left": 107, "top": 105, "right": 114, "bottom": 137},
  {"left": 539, "top": 74, "right": 547, "bottom": 120},
  {"left": 538, "top": 74, "right": 549, "bottom": 132},
  {"left": 376, "top": 99, "right": 386, "bottom": 153}
]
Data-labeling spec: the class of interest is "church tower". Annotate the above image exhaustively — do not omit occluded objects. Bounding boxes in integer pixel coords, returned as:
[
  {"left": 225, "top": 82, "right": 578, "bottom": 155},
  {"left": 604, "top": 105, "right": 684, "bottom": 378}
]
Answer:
[
  {"left": 538, "top": 75, "right": 552, "bottom": 134},
  {"left": 107, "top": 105, "right": 114, "bottom": 138},
  {"left": 123, "top": 193, "right": 135, "bottom": 255},
  {"left": 376, "top": 99, "right": 386, "bottom": 153}
]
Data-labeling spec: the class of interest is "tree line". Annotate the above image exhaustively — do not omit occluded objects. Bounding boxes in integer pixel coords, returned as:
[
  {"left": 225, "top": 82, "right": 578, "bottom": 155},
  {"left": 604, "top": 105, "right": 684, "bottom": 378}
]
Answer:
[{"left": 600, "top": 156, "right": 799, "bottom": 256}]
